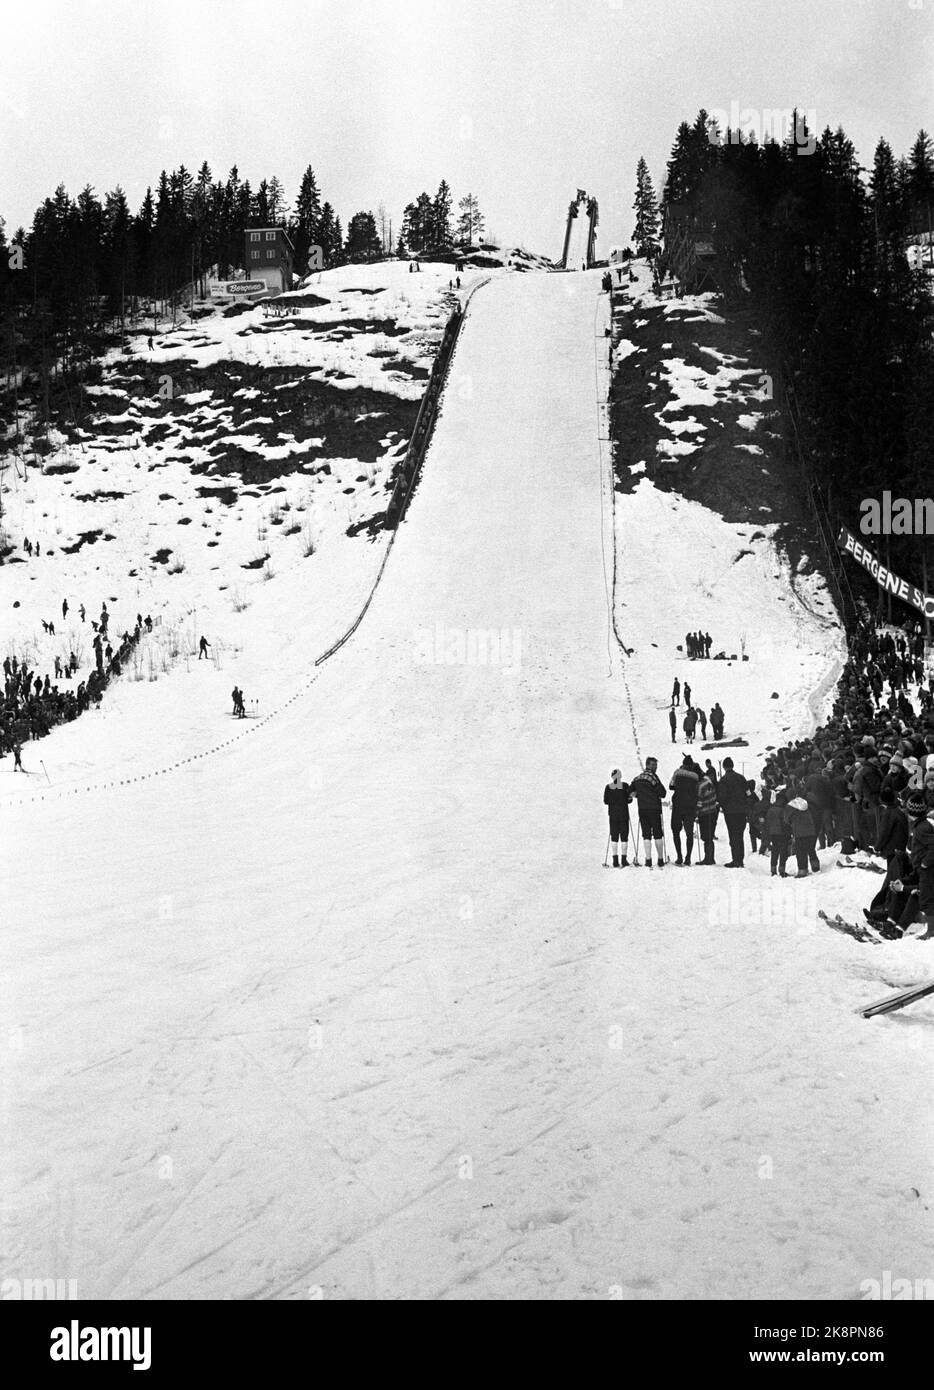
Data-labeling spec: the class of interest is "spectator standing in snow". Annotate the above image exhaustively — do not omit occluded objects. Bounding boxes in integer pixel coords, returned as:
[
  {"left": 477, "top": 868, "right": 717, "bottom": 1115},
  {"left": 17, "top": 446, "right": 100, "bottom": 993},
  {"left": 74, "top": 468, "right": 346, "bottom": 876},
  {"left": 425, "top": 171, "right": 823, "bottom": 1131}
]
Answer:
[
  {"left": 785, "top": 795, "right": 820, "bottom": 877},
  {"left": 765, "top": 790, "right": 791, "bottom": 876},
  {"left": 683, "top": 706, "right": 697, "bottom": 743},
  {"left": 716, "top": 756, "right": 748, "bottom": 867},
  {"left": 684, "top": 681, "right": 692, "bottom": 708},
  {"left": 630, "top": 756, "right": 667, "bottom": 868},
  {"left": 698, "top": 707, "right": 708, "bottom": 740},
  {"left": 669, "top": 755, "right": 700, "bottom": 865},
  {"left": 668, "top": 706, "right": 677, "bottom": 743},
  {"left": 710, "top": 703, "right": 725, "bottom": 739},
  {"left": 603, "top": 770, "right": 632, "bottom": 867},
  {"left": 671, "top": 677, "right": 680, "bottom": 707},
  {"left": 745, "top": 780, "right": 763, "bottom": 853},
  {"left": 696, "top": 772, "right": 719, "bottom": 864},
  {"left": 198, "top": 636, "right": 210, "bottom": 660},
  {"left": 62, "top": 599, "right": 68, "bottom": 620}
]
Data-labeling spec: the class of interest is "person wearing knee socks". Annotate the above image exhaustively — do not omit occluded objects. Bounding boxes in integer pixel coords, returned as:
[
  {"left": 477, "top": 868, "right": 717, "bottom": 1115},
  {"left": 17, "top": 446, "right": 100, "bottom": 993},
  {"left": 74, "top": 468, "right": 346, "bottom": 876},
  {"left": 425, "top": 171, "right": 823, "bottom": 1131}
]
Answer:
[
  {"left": 631, "top": 756, "right": 667, "bottom": 868},
  {"left": 603, "top": 769, "right": 632, "bottom": 867}
]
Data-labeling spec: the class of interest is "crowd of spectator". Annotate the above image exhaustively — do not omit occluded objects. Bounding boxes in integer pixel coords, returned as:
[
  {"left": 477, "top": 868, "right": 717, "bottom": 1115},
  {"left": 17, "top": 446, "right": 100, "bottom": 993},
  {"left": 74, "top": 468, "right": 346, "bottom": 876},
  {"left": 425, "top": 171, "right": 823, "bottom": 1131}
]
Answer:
[
  {"left": 1, "top": 601, "right": 153, "bottom": 771},
  {"left": 759, "top": 620, "right": 934, "bottom": 938}
]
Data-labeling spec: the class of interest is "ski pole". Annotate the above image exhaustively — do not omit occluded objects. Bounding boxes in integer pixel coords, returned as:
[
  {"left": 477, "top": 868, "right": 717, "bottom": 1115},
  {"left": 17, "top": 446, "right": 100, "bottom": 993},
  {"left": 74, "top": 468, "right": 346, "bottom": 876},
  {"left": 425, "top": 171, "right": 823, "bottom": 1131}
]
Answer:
[
  {"left": 41, "top": 760, "right": 51, "bottom": 785},
  {"left": 629, "top": 821, "right": 640, "bottom": 865},
  {"left": 603, "top": 832, "right": 611, "bottom": 868}
]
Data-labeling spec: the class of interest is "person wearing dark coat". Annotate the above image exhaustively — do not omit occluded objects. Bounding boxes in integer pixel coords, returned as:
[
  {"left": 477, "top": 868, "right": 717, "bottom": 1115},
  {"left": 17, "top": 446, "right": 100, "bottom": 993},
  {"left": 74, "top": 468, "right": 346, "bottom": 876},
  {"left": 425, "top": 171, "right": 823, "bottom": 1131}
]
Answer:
[
  {"left": 765, "top": 790, "right": 791, "bottom": 876},
  {"left": 668, "top": 706, "right": 677, "bottom": 743},
  {"left": 669, "top": 755, "right": 700, "bottom": 865},
  {"left": 745, "top": 781, "right": 763, "bottom": 853},
  {"left": 696, "top": 774, "right": 719, "bottom": 864},
  {"left": 853, "top": 756, "right": 884, "bottom": 849},
  {"left": 784, "top": 796, "right": 820, "bottom": 876},
  {"left": 802, "top": 765, "right": 835, "bottom": 848},
  {"left": 875, "top": 788, "right": 909, "bottom": 860},
  {"left": 909, "top": 808, "right": 934, "bottom": 937},
  {"left": 630, "top": 757, "right": 668, "bottom": 867},
  {"left": 866, "top": 791, "right": 913, "bottom": 927},
  {"left": 671, "top": 678, "right": 680, "bottom": 707},
  {"left": 603, "top": 770, "right": 632, "bottom": 867},
  {"left": 716, "top": 757, "right": 749, "bottom": 867},
  {"left": 710, "top": 702, "right": 725, "bottom": 740}
]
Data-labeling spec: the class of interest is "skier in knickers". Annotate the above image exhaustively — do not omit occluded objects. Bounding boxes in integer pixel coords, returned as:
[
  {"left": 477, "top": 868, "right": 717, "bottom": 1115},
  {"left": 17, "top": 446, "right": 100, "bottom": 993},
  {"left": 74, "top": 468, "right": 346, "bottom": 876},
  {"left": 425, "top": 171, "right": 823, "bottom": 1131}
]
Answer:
[{"left": 603, "top": 770, "right": 633, "bottom": 867}]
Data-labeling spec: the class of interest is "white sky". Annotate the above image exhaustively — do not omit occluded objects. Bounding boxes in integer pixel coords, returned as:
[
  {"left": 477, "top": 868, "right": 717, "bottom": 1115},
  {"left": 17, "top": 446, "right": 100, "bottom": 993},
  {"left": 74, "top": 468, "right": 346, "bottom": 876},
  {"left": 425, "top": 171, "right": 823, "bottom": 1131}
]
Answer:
[{"left": 1, "top": 0, "right": 931, "bottom": 258}]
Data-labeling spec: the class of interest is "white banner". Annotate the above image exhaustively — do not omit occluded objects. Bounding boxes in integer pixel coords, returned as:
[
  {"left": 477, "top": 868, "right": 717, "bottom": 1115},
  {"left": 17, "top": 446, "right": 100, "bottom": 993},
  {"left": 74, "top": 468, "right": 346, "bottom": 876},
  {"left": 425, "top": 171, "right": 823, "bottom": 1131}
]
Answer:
[{"left": 211, "top": 281, "right": 266, "bottom": 297}]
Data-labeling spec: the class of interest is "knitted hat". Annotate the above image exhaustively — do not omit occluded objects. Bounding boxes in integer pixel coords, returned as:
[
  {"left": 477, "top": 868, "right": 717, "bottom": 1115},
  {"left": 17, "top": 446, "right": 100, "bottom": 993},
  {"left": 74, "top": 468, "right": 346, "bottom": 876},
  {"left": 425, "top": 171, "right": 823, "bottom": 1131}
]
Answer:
[{"left": 904, "top": 790, "right": 927, "bottom": 818}]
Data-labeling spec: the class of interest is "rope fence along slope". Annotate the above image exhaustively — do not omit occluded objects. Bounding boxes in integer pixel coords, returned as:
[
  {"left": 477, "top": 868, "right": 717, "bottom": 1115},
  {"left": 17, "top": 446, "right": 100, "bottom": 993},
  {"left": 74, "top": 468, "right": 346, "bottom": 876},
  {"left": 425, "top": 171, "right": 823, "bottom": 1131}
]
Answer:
[{"left": 4, "top": 279, "right": 493, "bottom": 808}]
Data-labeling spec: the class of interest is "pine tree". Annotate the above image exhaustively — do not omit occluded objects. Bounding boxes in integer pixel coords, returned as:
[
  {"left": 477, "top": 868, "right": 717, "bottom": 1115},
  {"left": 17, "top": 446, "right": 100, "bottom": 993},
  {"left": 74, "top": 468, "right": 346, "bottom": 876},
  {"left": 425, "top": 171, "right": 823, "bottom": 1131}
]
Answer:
[
  {"left": 456, "top": 193, "right": 484, "bottom": 247},
  {"left": 344, "top": 211, "right": 381, "bottom": 263},
  {"left": 254, "top": 179, "right": 271, "bottom": 225},
  {"left": 317, "top": 202, "right": 341, "bottom": 266},
  {"left": 102, "top": 187, "right": 134, "bottom": 318},
  {"left": 908, "top": 129, "right": 934, "bottom": 236},
  {"left": 870, "top": 138, "right": 906, "bottom": 278},
  {"left": 632, "top": 157, "right": 660, "bottom": 257},
  {"left": 433, "top": 180, "right": 453, "bottom": 248},
  {"left": 292, "top": 165, "right": 322, "bottom": 273},
  {"left": 267, "top": 175, "right": 288, "bottom": 225}
]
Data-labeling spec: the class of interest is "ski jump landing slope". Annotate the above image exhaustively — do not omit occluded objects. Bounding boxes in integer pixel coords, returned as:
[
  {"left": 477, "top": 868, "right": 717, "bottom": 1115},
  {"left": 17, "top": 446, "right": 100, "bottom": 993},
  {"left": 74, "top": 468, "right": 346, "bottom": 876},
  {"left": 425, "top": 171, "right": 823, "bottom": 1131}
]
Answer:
[{"left": 3, "top": 272, "right": 931, "bottom": 1300}]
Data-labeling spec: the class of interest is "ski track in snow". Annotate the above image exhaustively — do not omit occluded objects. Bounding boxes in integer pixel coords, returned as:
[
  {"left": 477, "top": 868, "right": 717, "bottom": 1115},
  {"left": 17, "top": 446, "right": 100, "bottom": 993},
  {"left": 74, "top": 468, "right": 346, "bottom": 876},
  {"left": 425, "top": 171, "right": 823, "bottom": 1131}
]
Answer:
[{"left": 2, "top": 268, "right": 933, "bottom": 1300}]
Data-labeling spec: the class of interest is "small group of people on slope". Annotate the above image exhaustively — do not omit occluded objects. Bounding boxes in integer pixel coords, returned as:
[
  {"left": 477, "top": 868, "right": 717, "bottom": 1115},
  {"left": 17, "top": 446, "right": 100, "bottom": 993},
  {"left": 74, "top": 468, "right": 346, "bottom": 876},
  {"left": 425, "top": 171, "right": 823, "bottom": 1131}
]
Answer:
[
  {"left": 603, "top": 754, "right": 755, "bottom": 869},
  {"left": 669, "top": 678, "right": 724, "bottom": 745}
]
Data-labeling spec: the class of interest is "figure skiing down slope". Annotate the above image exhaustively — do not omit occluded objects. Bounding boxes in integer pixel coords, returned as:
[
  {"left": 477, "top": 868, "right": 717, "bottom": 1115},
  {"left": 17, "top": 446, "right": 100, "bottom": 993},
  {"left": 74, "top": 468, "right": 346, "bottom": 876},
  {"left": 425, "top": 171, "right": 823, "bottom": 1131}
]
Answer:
[{"left": 630, "top": 757, "right": 667, "bottom": 868}]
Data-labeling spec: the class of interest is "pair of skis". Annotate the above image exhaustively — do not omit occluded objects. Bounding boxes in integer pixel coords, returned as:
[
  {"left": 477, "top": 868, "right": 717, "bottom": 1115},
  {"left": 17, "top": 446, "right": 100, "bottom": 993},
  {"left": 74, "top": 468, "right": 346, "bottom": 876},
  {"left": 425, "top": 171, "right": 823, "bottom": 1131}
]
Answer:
[
  {"left": 817, "top": 912, "right": 934, "bottom": 1017},
  {"left": 818, "top": 909, "right": 882, "bottom": 946},
  {"left": 859, "top": 977, "right": 934, "bottom": 1018},
  {"left": 836, "top": 858, "right": 885, "bottom": 874}
]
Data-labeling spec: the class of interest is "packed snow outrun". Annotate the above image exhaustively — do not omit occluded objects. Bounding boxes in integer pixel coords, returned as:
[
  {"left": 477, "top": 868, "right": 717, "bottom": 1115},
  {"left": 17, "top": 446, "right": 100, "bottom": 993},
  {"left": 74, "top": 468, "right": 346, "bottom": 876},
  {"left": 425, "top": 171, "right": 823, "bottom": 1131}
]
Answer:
[
  {"left": 3, "top": 264, "right": 932, "bottom": 1301},
  {"left": 3, "top": 3, "right": 934, "bottom": 1323}
]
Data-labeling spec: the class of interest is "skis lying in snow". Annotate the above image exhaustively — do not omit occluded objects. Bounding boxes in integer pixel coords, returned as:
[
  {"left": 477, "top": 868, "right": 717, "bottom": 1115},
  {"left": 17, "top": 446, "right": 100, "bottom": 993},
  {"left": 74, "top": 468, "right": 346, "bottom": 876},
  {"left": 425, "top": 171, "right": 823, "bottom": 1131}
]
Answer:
[
  {"left": 858, "top": 978, "right": 934, "bottom": 1018},
  {"left": 817, "top": 909, "right": 881, "bottom": 945},
  {"left": 836, "top": 859, "right": 885, "bottom": 874}
]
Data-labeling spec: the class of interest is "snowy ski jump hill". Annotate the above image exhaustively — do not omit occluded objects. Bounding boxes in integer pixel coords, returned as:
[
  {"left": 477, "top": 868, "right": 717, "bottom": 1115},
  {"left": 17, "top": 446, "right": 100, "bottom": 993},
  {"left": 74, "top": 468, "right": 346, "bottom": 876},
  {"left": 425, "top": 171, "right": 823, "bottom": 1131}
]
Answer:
[{"left": 2, "top": 263, "right": 933, "bottom": 1300}]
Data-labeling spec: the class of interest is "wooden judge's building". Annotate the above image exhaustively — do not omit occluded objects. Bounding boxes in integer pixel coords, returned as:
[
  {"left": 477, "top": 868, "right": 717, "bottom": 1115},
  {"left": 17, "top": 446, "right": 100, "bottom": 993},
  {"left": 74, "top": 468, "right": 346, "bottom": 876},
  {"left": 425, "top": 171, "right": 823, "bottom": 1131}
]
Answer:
[{"left": 244, "top": 227, "right": 294, "bottom": 294}]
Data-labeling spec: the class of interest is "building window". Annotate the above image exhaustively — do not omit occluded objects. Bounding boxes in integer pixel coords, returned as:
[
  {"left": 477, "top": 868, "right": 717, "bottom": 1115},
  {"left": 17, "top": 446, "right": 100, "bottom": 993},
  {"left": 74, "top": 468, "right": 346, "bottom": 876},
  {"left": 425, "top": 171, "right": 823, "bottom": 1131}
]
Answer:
[
  {"left": 251, "top": 250, "right": 259, "bottom": 259},
  {"left": 250, "top": 232, "right": 260, "bottom": 242},
  {"left": 265, "top": 231, "right": 275, "bottom": 241},
  {"left": 267, "top": 249, "right": 275, "bottom": 259}
]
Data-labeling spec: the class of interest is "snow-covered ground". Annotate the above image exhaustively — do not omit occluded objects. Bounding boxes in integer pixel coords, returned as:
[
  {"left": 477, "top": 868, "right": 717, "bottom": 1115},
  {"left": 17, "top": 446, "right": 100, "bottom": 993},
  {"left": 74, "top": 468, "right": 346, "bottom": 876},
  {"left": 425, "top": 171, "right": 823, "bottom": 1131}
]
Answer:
[
  {"left": 2, "top": 268, "right": 933, "bottom": 1301},
  {"left": 0, "top": 259, "right": 488, "bottom": 787}
]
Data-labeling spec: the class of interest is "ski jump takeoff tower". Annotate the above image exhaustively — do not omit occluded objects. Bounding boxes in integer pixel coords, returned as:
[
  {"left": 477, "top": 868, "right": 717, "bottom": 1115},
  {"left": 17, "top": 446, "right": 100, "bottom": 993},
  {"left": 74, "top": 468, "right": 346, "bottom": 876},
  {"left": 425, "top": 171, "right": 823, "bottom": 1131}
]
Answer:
[{"left": 561, "top": 189, "right": 599, "bottom": 269}]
